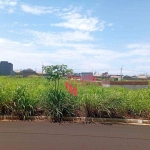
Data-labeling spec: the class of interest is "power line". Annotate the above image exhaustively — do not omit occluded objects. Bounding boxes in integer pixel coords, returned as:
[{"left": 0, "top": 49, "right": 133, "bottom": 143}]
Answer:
[{"left": 14, "top": 66, "right": 148, "bottom": 74}]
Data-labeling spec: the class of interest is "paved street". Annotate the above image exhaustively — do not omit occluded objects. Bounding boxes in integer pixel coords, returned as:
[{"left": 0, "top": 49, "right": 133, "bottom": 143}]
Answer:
[{"left": 0, "top": 121, "right": 150, "bottom": 150}]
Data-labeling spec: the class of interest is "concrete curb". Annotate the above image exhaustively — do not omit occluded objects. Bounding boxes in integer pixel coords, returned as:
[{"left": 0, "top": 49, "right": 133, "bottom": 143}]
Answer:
[
  {"left": 63, "top": 117, "right": 150, "bottom": 125},
  {"left": 0, "top": 115, "right": 50, "bottom": 121},
  {"left": 0, "top": 115, "right": 150, "bottom": 125}
]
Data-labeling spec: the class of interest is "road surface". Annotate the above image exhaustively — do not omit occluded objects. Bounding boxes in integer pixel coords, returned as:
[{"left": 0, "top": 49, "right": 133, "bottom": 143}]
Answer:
[{"left": 0, "top": 121, "right": 150, "bottom": 150}]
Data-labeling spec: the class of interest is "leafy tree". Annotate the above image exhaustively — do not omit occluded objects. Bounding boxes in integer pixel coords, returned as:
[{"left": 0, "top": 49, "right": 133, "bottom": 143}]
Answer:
[
  {"left": 43, "top": 64, "right": 72, "bottom": 91},
  {"left": 43, "top": 64, "right": 73, "bottom": 122}
]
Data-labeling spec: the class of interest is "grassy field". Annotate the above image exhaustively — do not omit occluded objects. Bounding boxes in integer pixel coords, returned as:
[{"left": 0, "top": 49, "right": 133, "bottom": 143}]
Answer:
[{"left": 0, "top": 76, "right": 150, "bottom": 121}]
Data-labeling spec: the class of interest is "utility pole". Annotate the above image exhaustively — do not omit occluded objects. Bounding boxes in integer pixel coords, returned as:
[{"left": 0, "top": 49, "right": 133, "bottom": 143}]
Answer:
[
  {"left": 42, "top": 62, "right": 43, "bottom": 76},
  {"left": 146, "top": 73, "right": 148, "bottom": 78},
  {"left": 120, "top": 65, "right": 123, "bottom": 81}
]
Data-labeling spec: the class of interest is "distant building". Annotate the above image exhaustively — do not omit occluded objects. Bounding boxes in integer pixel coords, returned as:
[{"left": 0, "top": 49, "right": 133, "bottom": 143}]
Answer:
[
  {"left": 138, "top": 74, "right": 147, "bottom": 79},
  {"left": 132, "top": 75, "right": 137, "bottom": 79},
  {"left": 93, "top": 73, "right": 101, "bottom": 77},
  {"left": 81, "top": 72, "right": 93, "bottom": 81},
  {"left": 109, "top": 75, "right": 122, "bottom": 81},
  {"left": 123, "top": 75, "right": 138, "bottom": 80},
  {"left": 0, "top": 61, "right": 14, "bottom": 76},
  {"left": 102, "top": 72, "right": 108, "bottom": 77},
  {"left": 123, "top": 75, "right": 134, "bottom": 80},
  {"left": 93, "top": 73, "right": 101, "bottom": 81},
  {"left": 72, "top": 73, "right": 81, "bottom": 78},
  {"left": 67, "top": 73, "right": 81, "bottom": 80}
]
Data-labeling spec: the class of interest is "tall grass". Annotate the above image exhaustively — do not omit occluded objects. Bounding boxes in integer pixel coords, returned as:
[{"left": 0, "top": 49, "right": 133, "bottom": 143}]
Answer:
[
  {"left": 0, "top": 77, "right": 47, "bottom": 119},
  {"left": 0, "top": 76, "right": 150, "bottom": 120}
]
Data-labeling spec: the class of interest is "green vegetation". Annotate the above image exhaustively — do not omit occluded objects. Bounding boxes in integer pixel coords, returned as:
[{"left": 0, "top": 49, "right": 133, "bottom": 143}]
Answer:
[
  {"left": 43, "top": 65, "right": 73, "bottom": 122},
  {"left": 0, "top": 76, "right": 150, "bottom": 121}
]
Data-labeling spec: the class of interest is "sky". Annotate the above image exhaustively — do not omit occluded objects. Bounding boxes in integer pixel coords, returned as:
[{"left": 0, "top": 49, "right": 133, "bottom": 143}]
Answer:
[{"left": 0, "top": 0, "right": 150, "bottom": 75}]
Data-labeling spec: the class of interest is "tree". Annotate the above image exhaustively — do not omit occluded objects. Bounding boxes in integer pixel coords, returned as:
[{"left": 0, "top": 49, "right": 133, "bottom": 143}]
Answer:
[
  {"left": 43, "top": 64, "right": 73, "bottom": 122},
  {"left": 43, "top": 64, "right": 73, "bottom": 91}
]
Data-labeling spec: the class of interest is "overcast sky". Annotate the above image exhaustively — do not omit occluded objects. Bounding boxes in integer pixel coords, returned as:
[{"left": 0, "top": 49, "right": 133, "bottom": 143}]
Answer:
[{"left": 0, "top": 0, "right": 150, "bottom": 75}]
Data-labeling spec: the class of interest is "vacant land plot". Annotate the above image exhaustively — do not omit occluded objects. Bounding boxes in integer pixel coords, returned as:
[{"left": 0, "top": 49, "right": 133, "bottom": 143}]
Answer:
[{"left": 0, "top": 77, "right": 150, "bottom": 120}]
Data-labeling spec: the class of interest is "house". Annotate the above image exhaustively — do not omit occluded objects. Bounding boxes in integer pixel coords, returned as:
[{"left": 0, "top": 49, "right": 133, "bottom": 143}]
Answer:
[
  {"left": 132, "top": 75, "right": 137, "bottom": 79},
  {"left": 102, "top": 72, "right": 108, "bottom": 77},
  {"left": 137, "top": 74, "right": 147, "bottom": 79},
  {"left": 72, "top": 73, "right": 81, "bottom": 78},
  {"left": 81, "top": 72, "right": 93, "bottom": 81},
  {"left": 93, "top": 73, "right": 101, "bottom": 81},
  {"left": 0, "top": 61, "right": 14, "bottom": 76},
  {"left": 123, "top": 75, "right": 134, "bottom": 80},
  {"left": 67, "top": 73, "right": 81, "bottom": 80},
  {"left": 93, "top": 73, "right": 101, "bottom": 77},
  {"left": 109, "top": 75, "right": 122, "bottom": 81}
]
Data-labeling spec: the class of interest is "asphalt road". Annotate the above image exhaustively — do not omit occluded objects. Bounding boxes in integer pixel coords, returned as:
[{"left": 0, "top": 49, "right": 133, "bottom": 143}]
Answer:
[{"left": 0, "top": 121, "right": 150, "bottom": 150}]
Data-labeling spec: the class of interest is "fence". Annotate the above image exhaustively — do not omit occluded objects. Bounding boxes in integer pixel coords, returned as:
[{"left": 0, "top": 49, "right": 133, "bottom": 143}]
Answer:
[{"left": 110, "top": 81, "right": 149, "bottom": 89}]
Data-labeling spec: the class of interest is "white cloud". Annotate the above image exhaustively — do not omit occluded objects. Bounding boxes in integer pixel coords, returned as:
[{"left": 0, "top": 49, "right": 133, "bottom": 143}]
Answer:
[
  {"left": 20, "top": 4, "right": 107, "bottom": 32},
  {"left": 136, "top": 65, "right": 150, "bottom": 70},
  {"left": 1, "top": 37, "right": 150, "bottom": 75},
  {"left": 52, "top": 8, "right": 105, "bottom": 32},
  {"left": 27, "top": 30, "right": 121, "bottom": 64},
  {"left": 0, "top": 38, "right": 35, "bottom": 53},
  {"left": 127, "top": 43, "right": 150, "bottom": 49},
  {"left": 127, "top": 43, "right": 150, "bottom": 56},
  {"left": 27, "top": 30, "right": 122, "bottom": 63},
  {"left": 11, "top": 22, "right": 29, "bottom": 27},
  {"left": 21, "top": 4, "right": 58, "bottom": 15},
  {"left": 0, "top": 38, "right": 43, "bottom": 70},
  {"left": 0, "top": 0, "right": 17, "bottom": 7},
  {"left": 28, "top": 30, "right": 94, "bottom": 47},
  {"left": 22, "top": 24, "right": 28, "bottom": 27},
  {"left": 0, "top": 0, "right": 17, "bottom": 12},
  {"left": 131, "top": 58, "right": 150, "bottom": 63},
  {"left": 0, "top": 37, "right": 116, "bottom": 72},
  {"left": 107, "top": 23, "right": 114, "bottom": 27},
  {"left": 8, "top": 8, "right": 14, "bottom": 13}
]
